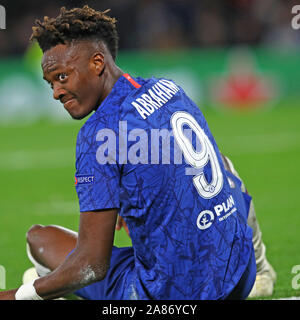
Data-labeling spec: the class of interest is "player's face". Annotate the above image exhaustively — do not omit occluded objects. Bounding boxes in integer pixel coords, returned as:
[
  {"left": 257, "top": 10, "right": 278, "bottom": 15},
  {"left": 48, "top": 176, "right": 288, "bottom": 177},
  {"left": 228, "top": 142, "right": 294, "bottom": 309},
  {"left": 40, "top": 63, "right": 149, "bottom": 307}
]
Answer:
[{"left": 42, "top": 42, "right": 104, "bottom": 119}]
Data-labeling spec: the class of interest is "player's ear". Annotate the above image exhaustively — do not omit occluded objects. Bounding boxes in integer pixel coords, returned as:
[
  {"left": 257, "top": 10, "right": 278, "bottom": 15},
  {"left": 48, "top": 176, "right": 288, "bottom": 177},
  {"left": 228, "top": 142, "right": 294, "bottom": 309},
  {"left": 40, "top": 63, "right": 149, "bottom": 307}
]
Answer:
[{"left": 90, "top": 52, "right": 105, "bottom": 76}]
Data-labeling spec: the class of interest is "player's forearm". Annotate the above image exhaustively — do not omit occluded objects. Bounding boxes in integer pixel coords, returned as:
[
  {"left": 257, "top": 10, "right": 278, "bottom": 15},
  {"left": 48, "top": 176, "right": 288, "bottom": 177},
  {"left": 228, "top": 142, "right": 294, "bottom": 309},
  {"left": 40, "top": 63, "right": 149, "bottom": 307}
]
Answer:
[
  {"left": 0, "top": 289, "right": 18, "bottom": 300},
  {"left": 33, "top": 249, "right": 109, "bottom": 300}
]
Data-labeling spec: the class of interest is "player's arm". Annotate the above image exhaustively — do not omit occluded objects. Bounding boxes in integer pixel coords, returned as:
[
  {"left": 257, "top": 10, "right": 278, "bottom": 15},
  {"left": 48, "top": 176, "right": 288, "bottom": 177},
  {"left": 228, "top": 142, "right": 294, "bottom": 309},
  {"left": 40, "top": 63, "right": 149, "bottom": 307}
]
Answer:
[
  {"left": 0, "top": 209, "right": 118, "bottom": 300},
  {"left": 33, "top": 209, "right": 117, "bottom": 300},
  {"left": 0, "top": 290, "right": 17, "bottom": 299}
]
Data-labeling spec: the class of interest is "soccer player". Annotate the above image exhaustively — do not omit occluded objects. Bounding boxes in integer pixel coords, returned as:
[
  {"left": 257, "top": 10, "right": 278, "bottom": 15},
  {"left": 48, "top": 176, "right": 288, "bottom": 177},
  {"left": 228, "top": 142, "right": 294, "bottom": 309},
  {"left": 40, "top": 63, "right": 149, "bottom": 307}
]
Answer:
[{"left": 0, "top": 6, "right": 275, "bottom": 300}]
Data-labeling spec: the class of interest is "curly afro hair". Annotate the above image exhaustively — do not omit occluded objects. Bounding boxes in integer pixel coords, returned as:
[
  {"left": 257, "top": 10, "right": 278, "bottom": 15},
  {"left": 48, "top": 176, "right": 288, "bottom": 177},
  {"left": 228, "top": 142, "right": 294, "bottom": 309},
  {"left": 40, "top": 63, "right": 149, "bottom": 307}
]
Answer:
[{"left": 30, "top": 5, "right": 119, "bottom": 60}]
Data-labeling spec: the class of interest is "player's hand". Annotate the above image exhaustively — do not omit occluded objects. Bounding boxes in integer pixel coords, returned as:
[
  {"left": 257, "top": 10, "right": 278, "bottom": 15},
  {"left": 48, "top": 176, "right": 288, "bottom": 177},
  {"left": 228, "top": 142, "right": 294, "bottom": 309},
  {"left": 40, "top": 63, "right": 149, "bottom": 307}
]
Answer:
[
  {"left": 115, "top": 215, "right": 130, "bottom": 238},
  {"left": 0, "top": 289, "right": 17, "bottom": 300}
]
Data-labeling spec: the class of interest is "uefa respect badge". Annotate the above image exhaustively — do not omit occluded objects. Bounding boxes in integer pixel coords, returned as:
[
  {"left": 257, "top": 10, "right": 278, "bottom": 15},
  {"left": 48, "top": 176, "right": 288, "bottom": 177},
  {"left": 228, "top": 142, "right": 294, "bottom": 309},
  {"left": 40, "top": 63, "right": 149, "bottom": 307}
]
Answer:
[{"left": 75, "top": 174, "right": 95, "bottom": 186}]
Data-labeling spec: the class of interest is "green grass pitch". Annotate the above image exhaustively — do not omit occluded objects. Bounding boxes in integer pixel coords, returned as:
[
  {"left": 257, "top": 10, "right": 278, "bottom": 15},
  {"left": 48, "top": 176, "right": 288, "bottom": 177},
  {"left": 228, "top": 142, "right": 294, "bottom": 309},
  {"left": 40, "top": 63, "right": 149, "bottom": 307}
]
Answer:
[{"left": 0, "top": 102, "right": 299, "bottom": 299}]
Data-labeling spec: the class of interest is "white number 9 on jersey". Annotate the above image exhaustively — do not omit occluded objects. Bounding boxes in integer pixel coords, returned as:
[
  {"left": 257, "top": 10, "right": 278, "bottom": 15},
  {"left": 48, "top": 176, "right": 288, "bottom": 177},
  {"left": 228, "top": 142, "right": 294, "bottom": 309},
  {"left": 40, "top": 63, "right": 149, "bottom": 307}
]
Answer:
[{"left": 171, "top": 111, "right": 223, "bottom": 199}]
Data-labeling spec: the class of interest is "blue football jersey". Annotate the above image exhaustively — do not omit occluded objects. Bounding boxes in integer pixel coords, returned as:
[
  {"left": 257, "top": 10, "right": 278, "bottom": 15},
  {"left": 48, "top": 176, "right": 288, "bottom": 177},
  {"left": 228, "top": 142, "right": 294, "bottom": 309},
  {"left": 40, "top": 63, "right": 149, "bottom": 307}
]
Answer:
[{"left": 75, "top": 74, "right": 254, "bottom": 300}]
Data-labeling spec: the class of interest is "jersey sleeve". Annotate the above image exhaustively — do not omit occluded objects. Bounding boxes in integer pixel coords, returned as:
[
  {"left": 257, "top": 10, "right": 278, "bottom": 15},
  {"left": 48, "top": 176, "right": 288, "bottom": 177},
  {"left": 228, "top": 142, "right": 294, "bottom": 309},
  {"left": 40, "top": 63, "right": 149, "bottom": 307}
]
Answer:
[{"left": 75, "top": 115, "right": 120, "bottom": 212}]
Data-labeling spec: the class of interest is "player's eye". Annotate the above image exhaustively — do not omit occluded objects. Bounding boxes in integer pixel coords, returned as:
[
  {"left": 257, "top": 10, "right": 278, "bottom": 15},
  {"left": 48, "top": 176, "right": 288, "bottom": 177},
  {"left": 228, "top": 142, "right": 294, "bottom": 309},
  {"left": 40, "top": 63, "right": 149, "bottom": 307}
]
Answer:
[{"left": 58, "top": 73, "right": 68, "bottom": 81}]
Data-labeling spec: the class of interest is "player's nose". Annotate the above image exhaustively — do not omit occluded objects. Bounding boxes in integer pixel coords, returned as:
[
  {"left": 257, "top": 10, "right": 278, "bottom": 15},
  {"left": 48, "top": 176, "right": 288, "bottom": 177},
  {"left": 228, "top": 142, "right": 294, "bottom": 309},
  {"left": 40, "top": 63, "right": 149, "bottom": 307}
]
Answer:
[{"left": 53, "top": 83, "right": 66, "bottom": 101}]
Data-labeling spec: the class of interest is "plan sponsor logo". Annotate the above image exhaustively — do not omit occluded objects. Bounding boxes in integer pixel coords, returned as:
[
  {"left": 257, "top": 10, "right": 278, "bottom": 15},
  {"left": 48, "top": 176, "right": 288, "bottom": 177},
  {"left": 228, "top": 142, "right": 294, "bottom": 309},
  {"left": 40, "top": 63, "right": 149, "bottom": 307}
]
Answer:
[{"left": 196, "top": 195, "right": 236, "bottom": 230}]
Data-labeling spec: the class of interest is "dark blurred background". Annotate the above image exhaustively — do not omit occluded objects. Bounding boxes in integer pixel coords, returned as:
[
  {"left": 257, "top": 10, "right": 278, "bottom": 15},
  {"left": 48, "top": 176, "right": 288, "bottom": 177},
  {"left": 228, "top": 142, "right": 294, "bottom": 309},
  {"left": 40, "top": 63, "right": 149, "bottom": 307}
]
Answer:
[
  {"left": 0, "top": 0, "right": 299, "bottom": 121},
  {"left": 0, "top": 0, "right": 299, "bottom": 57}
]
